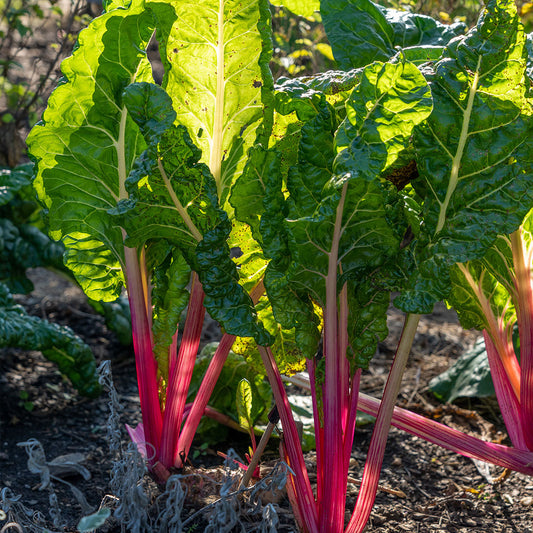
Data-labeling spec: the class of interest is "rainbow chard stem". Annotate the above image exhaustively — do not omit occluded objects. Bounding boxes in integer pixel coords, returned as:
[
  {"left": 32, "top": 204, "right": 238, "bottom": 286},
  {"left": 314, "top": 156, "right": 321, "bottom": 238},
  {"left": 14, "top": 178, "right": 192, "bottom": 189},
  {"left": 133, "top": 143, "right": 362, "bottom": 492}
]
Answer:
[
  {"left": 159, "top": 272, "right": 205, "bottom": 467},
  {"left": 346, "top": 313, "right": 420, "bottom": 533},
  {"left": 124, "top": 246, "right": 162, "bottom": 465}
]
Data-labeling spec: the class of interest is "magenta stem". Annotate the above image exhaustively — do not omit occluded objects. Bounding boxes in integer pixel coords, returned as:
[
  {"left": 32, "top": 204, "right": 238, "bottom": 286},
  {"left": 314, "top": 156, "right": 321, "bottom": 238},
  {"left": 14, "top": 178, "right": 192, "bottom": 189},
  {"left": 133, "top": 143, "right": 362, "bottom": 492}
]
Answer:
[
  {"left": 174, "top": 280, "right": 266, "bottom": 468},
  {"left": 159, "top": 273, "right": 205, "bottom": 467},
  {"left": 346, "top": 313, "right": 420, "bottom": 533},
  {"left": 484, "top": 330, "right": 527, "bottom": 450},
  {"left": 344, "top": 369, "right": 362, "bottom": 478},
  {"left": 321, "top": 183, "right": 348, "bottom": 532},
  {"left": 124, "top": 246, "right": 162, "bottom": 464},
  {"left": 511, "top": 229, "right": 533, "bottom": 450},
  {"left": 357, "top": 391, "right": 533, "bottom": 476},
  {"left": 307, "top": 358, "right": 323, "bottom": 513},
  {"left": 175, "top": 332, "right": 236, "bottom": 467},
  {"left": 259, "top": 345, "right": 319, "bottom": 533}
]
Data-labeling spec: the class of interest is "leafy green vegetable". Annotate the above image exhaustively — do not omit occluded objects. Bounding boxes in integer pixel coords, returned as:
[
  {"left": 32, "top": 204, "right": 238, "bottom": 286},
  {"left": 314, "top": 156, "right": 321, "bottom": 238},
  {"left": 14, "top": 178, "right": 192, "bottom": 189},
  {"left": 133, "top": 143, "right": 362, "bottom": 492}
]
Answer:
[
  {"left": 397, "top": 0, "right": 533, "bottom": 313},
  {"left": 28, "top": 0, "right": 154, "bottom": 302},
  {"left": 0, "top": 165, "right": 64, "bottom": 294},
  {"left": 0, "top": 283, "right": 101, "bottom": 397},
  {"left": 150, "top": 0, "right": 274, "bottom": 207},
  {"left": 236, "top": 378, "right": 254, "bottom": 431},
  {"left": 321, "top": 0, "right": 465, "bottom": 70},
  {"left": 188, "top": 343, "right": 271, "bottom": 443},
  {"left": 429, "top": 337, "right": 495, "bottom": 402}
]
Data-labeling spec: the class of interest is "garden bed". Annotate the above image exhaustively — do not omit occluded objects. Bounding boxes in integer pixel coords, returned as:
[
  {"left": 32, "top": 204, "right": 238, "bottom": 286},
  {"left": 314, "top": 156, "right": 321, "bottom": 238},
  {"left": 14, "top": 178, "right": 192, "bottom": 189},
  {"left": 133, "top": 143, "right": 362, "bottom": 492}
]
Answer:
[{"left": 1, "top": 268, "right": 532, "bottom": 532}]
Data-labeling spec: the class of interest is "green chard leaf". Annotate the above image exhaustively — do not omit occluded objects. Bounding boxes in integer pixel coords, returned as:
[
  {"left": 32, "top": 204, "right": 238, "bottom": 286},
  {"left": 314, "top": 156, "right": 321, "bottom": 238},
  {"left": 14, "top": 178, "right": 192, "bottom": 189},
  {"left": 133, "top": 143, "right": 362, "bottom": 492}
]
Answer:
[
  {"left": 0, "top": 164, "right": 34, "bottom": 208},
  {"left": 0, "top": 220, "right": 64, "bottom": 294},
  {"left": 115, "top": 85, "right": 272, "bottom": 346},
  {"left": 26, "top": 0, "right": 155, "bottom": 302},
  {"left": 321, "top": 0, "right": 465, "bottom": 70},
  {"left": 263, "top": 59, "right": 432, "bottom": 367},
  {"left": 448, "top": 255, "right": 516, "bottom": 333},
  {"left": 429, "top": 337, "right": 495, "bottom": 403},
  {"left": 150, "top": 0, "right": 274, "bottom": 207},
  {"left": 397, "top": 0, "right": 533, "bottom": 314},
  {"left": 151, "top": 250, "right": 191, "bottom": 380},
  {"left": 0, "top": 283, "right": 101, "bottom": 397},
  {"left": 188, "top": 343, "right": 272, "bottom": 442}
]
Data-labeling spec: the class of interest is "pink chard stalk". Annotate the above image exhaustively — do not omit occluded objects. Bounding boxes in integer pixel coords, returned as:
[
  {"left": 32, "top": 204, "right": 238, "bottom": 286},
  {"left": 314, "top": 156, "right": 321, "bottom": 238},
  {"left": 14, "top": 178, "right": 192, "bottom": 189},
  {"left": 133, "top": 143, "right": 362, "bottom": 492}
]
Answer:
[{"left": 450, "top": 214, "right": 533, "bottom": 455}]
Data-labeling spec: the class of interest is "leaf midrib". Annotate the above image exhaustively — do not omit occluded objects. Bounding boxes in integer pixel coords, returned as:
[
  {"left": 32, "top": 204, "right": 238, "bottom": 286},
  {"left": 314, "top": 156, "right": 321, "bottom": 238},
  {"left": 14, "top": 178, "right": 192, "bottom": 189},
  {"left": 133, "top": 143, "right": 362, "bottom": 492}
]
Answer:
[
  {"left": 210, "top": 0, "right": 225, "bottom": 199},
  {"left": 435, "top": 54, "right": 483, "bottom": 235}
]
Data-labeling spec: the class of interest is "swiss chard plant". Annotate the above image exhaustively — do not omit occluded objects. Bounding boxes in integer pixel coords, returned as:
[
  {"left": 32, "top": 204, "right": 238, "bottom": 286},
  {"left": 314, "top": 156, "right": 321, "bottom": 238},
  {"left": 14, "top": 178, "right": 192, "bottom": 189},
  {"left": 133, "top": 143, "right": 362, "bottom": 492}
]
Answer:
[
  {"left": 26, "top": 0, "right": 533, "bottom": 531},
  {"left": 27, "top": 0, "right": 274, "bottom": 479}
]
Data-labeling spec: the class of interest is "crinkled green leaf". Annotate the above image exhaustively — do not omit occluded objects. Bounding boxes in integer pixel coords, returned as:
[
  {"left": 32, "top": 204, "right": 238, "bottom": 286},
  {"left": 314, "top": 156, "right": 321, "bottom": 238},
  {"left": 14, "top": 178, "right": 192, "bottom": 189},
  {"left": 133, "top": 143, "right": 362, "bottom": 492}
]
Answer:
[
  {"left": 401, "top": 45, "right": 446, "bottom": 65},
  {"left": 115, "top": 108, "right": 271, "bottom": 344},
  {"left": 150, "top": 0, "right": 274, "bottom": 206},
  {"left": 0, "top": 283, "right": 101, "bottom": 397},
  {"left": 120, "top": 83, "right": 271, "bottom": 344},
  {"left": 321, "top": 0, "right": 465, "bottom": 70},
  {"left": 232, "top": 293, "right": 312, "bottom": 374},
  {"left": 151, "top": 250, "right": 191, "bottom": 380},
  {"left": 335, "top": 60, "right": 434, "bottom": 178},
  {"left": 26, "top": 0, "right": 154, "bottom": 302},
  {"left": 275, "top": 76, "right": 337, "bottom": 121},
  {"left": 197, "top": 220, "right": 272, "bottom": 345},
  {"left": 228, "top": 219, "right": 268, "bottom": 292},
  {"left": 397, "top": 0, "right": 533, "bottom": 313},
  {"left": 0, "top": 219, "right": 64, "bottom": 294},
  {"left": 0, "top": 164, "right": 33, "bottom": 207},
  {"left": 346, "top": 279, "right": 390, "bottom": 369},
  {"left": 231, "top": 146, "right": 282, "bottom": 242},
  {"left": 268, "top": 59, "right": 431, "bottom": 366}
]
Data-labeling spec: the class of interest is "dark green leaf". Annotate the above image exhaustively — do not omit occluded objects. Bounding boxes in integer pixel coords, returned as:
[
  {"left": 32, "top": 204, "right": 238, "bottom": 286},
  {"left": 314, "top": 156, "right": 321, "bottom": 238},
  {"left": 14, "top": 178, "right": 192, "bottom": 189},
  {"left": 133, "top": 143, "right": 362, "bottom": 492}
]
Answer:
[
  {"left": 0, "top": 283, "right": 101, "bottom": 397},
  {"left": 321, "top": 0, "right": 465, "bottom": 70},
  {"left": 397, "top": 0, "right": 533, "bottom": 313},
  {"left": 429, "top": 338, "right": 495, "bottom": 402}
]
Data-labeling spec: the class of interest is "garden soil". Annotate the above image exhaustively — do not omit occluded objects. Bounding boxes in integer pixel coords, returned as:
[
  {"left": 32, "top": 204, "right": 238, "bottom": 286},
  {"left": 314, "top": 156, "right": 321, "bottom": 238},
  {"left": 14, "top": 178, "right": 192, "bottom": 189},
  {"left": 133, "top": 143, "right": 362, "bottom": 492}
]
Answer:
[{"left": 1, "top": 268, "right": 533, "bottom": 532}]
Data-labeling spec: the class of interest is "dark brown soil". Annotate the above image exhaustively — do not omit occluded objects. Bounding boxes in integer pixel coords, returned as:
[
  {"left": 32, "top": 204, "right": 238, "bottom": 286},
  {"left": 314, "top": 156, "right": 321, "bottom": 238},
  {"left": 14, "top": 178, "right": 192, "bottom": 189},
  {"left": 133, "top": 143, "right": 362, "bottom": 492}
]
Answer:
[{"left": 1, "top": 268, "right": 533, "bottom": 533}]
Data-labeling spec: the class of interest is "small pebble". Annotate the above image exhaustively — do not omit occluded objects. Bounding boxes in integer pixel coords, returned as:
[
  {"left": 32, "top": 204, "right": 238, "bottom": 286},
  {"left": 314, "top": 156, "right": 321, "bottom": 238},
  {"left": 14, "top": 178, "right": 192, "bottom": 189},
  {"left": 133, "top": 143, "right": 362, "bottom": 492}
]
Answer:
[
  {"left": 502, "top": 493, "right": 514, "bottom": 504},
  {"left": 520, "top": 496, "right": 533, "bottom": 507}
]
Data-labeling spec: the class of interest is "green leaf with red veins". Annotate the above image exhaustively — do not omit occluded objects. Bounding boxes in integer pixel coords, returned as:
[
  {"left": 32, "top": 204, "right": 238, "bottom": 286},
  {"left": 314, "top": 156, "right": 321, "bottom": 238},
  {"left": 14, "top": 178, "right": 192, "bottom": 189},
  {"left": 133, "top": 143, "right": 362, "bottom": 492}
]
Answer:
[
  {"left": 396, "top": 0, "right": 533, "bottom": 314},
  {"left": 26, "top": 0, "right": 154, "bottom": 302}
]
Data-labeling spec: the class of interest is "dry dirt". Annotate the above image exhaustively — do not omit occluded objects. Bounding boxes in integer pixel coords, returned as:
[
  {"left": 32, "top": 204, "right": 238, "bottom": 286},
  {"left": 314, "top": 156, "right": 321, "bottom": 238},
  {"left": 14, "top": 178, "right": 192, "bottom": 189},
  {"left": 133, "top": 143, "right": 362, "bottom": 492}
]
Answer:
[{"left": 1, "top": 268, "right": 533, "bottom": 532}]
